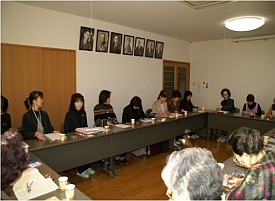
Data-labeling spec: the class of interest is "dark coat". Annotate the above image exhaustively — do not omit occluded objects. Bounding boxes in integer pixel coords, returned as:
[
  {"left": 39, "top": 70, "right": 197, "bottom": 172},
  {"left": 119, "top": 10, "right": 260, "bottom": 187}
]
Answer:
[
  {"left": 64, "top": 110, "right": 88, "bottom": 133},
  {"left": 22, "top": 109, "right": 54, "bottom": 140},
  {"left": 122, "top": 105, "right": 146, "bottom": 123}
]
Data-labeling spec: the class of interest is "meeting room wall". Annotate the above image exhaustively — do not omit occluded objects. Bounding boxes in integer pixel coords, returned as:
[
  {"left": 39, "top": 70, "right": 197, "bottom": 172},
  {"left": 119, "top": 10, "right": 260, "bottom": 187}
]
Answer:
[
  {"left": 190, "top": 39, "right": 275, "bottom": 114},
  {"left": 1, "top": 2, "right": 190, "bottom": 124}
]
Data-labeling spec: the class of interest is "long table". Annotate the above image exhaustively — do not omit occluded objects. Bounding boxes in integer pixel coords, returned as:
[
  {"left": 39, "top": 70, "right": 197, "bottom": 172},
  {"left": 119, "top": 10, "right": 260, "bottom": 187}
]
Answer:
[{"left": 26, "top": 111, "right": 275, "bottom": 173}]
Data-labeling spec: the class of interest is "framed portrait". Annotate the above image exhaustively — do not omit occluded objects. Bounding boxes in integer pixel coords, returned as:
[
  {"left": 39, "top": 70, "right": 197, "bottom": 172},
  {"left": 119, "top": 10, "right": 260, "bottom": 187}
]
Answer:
[
  {"left": 134, "top": 37, "right": 145, "bottom": 57},
  {"left": 96, "top": 30, "right": 109, "bottom": 53},
  {"left": 109, "top": 32, "right": 122, "bottom": 54},
  {"left": 145, "top": 39, "right": 155, "bottom": 58},
  {"left": 123, "top": 35, "right": 134, "bottom": 55},
  {"left": 154, "top": 41, "right": 164, "bottom": 59},
  {"left": 79, "top": 26, "right": 94, "bottom": 51}
]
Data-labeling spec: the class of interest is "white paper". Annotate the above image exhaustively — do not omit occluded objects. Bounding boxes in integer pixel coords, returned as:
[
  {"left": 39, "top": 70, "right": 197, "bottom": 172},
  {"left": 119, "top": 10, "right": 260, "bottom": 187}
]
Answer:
[
  {"left": 168, "top": 113, "right": 183, "bottom": 118},
  {"left": 13, "top": 168, "right": 59, "bottom": 200},
  {"left": 114, "top": 124, "right": 131, "bottom": 128},
  {"left": 139, "top": 118, "right": 152, "bottom": 123},
  {"left": 44, "top": 133, "right": 61, "bottom": 141},
  {"left": 269, "top": 138, "right": 275, "bottom": 143}
]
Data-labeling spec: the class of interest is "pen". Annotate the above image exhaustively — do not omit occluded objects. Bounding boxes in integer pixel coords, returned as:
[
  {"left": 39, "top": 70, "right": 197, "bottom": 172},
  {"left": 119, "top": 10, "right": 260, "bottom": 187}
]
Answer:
[{"left": 231, "top": 169, "right": 238, "bottom": 178}]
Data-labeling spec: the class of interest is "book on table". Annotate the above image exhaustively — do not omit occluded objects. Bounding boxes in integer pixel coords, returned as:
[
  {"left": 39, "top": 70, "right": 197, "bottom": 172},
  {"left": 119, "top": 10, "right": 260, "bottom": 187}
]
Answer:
[{"left": 75, "top": 127, "right": 105, "bottom": 135}]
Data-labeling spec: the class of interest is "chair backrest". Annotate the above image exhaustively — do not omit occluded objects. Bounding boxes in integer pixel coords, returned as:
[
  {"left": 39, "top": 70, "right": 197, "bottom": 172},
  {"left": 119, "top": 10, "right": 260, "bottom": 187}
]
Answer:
[
  {"left": 17, "top": 126, "right": 23, "bottom": 136},
  {"left": 61, "top": 123, "right": 65, "bottom": 133},
  {"left": 234, "top": 107, "right": 240, "bottom": 113},
  {"left": 145, "top": 109, "right": 152, "bottom": 117},
  {"left": 261, "top": 110, "right": 265, "bottom": 115}
]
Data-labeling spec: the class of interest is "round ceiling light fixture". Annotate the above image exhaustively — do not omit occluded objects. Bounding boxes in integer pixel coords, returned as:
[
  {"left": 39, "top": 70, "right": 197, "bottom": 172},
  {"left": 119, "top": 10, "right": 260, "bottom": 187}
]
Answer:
[{"left": 225, "top": 17, "right": 265, "bottom": 32}]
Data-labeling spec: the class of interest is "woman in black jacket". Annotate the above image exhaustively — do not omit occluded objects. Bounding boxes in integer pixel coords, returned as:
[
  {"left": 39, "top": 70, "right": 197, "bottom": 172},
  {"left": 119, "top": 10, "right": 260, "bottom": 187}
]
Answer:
[
  {"left": 179, "top": 91, "right": 199, "bottom": 112},
  {"left": 22, "top": 91, "right": 57, "bottom": 140},
  {"left": 122, "top": 96, "right": 146, "bottom": 123},
  {"left": 216, "top": 88, "right": 235, "bottom": 113},
  {"left": 64, "top": 93, "right": 95, "bottom": 178}
]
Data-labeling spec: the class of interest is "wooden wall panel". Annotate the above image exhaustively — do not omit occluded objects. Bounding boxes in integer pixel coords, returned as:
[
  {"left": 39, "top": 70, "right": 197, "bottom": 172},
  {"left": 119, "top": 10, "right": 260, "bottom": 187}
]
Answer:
[
  {"left": 1, "top": 44, "right": 43, "bottom": 128},
  {"left": 42, "top": 48, "right": 76, "bottom": 131}
]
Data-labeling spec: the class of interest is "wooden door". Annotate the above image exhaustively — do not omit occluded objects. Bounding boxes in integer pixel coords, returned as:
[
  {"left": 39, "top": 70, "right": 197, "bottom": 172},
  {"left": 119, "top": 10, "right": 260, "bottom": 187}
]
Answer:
[
  {"left": 175, "top": 62, "right": 190, "bottom": 96},
  {"left": 1, "top": 44, "right": 43, "bottom": 128},
  {"left": 42, "top": 48, "right": 76, "bottom": 131}
]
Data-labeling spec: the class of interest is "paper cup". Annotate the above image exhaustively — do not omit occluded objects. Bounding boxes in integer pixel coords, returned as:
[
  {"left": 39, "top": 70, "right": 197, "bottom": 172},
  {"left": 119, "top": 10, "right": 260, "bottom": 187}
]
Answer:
[
  {"left": 261, "top": 115, "right": 265, "bottom": 119},
  {"left": 60, "top": 134, "right": 66, "bottom": 142},
  {"left": 131, "top": 119, "right": 135, "bottom": 125},
  {"left": 58, "top": 176, "right": 68, "bottom": 191},
  {"left": 175, "top": 113, "right": 179, "bottom": 118},
  {"left": 65, "top": 184, "right": 75, "bottom": 200},
  {"left": 184, "top": 111, "right": 187, "bottom": 116},
  {"left": 151, "top": 118, "right": 155, "bottom": 124},
  {"left": 264, "top": 136, "right": 270, "bottom": 145},
  {"left": 104, "top": 126, "right": 109, "bottom": 132},
  {"left": 202, "top": 107, "right": 205, "bottom": 111}
]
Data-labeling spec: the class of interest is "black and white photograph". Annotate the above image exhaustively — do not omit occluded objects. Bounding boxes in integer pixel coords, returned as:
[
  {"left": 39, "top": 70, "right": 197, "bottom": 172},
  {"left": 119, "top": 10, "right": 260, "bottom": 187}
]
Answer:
[
  {"left": 109, "top": 32, "right": 122, "bottom": 54},
  {"left": 123, "top": 35, "right": 134, "bottom": 55},
  {"left": 96, "top": 30, "right": 109, "bottom": 52},
  {"left": 79, "top": 26, "right": 94, "bottom": 51},
  {"left": 145, "top": 39, "right": 155, "bottom": 58},
  {"left": 134, "top": 37, "right": 145, "bottom": 57},
  {"left": 154, "top": 41, "right": 164, "bottom": 59}
]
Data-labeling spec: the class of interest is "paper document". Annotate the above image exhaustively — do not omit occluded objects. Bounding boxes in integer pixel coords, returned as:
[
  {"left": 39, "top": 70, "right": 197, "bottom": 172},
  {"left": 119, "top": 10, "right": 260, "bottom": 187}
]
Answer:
[
  {"left": 75, "top": 127, "right": 105, "bottom": 135},
  {"left": 44, "top": 133, "right": 61, "bottom": 141},
  {"left": 114, "top": 124, "right": 131, "bottom": 128},
  {"left": 139, "top": 118, "right": 152, "bottom": 123},
  {"left": 13, "top": 168, "right": 59, "bottom": 200},
  {"left": 169, "top": 113, "right": 183, "bottom": 118}
]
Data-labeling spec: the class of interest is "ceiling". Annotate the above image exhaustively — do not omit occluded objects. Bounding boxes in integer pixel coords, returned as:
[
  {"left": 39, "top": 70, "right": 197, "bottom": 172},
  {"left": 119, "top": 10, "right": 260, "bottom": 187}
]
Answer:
[{"left": 19, "top": 1, "right": 275, "bottom": 42}]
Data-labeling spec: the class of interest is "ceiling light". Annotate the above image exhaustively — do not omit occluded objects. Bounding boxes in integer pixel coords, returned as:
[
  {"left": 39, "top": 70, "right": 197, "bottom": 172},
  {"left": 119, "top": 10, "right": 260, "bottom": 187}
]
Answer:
[{"left": 225, "top": 17, "right": 265, "bottom": 32}]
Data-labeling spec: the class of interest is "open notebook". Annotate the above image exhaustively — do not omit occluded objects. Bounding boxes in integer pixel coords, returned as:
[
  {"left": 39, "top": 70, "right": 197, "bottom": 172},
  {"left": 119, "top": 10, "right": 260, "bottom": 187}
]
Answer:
[{"left": 13, "top": 168, "right": 59, "bottom": 200}]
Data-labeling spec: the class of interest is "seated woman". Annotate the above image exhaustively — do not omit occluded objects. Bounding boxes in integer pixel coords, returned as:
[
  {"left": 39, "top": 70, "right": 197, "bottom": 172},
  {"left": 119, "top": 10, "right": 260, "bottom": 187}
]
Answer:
[
  {"left": 64, "top": 93, "right": 95, "bottom": 178},
  {"left": 94, "top": 90, "right": 128, "bottom": 165},
  {"left": 1, "top": 95, "right": 11, "bottom": 134},
  {"left": 122, "top": 96, "right": 147, "bottom": 156},
  {"left": 22, "top": 91, "right": 58, "bottom": 140},
  {"left": 242, "top": 94, "right": 262, "bottom": 116},
  {"left": 216, "top": 88, "right": 235, "bottom": 113},
  {"left": 1, "top": 129, "right": 29, "bottom": 200},
  {"left": 161, "top": 147, "right": 223, "bottom": 200},
  {"left": 179, "top": 91, "right": 200, "bottom": 138},
  {"left": 266, "top": 97, "right": 275, "bottom": 120},
  {"left": 226, "top": 127, "right": 275, "bottom": 200},
  {"left": 167, "top": 90, "right": 181, "bottom": 113},
  {"left": 152, "top": 90, "right": 170, "bottom": 153},
  {"left": 216, "top": 88, "right": 235, "bottom": 142},
  {"left": 179, "top": 90, "right": 199, "bottom": 112},
  {"left": 152, "top": 90, "right": 169, "bottom": 117}
]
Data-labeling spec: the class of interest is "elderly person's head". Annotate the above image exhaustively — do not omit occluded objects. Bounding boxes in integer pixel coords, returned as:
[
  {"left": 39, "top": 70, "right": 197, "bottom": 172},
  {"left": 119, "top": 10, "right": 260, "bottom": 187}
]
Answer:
[
  {"left": 161, "top": 147, "right": 223, "bottom": 200},
  {"left": 1, "top": 129, "right": 29, "bottom": 189}
]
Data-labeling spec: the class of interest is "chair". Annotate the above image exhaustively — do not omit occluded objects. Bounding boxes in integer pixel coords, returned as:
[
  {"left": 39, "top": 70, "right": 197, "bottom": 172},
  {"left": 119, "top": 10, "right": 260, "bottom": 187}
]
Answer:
[
  {"left": 17, "top": 126, "right": 23, "bottom": 137},
  {"left": 262, "top": 110, "right": 265, "bottom": 115},
  {"left": 234, "top": 107, "right": 240, "bottom": 113},
  {"left": 61, "top": 123, "right": 65, "bottom": 133},
  {"left": 146, "top": 109, "right": 152, "bottom": 117}
]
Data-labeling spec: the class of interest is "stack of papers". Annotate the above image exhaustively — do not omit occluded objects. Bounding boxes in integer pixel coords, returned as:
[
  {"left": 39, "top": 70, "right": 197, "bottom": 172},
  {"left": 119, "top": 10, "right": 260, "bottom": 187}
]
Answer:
[
  {"left": 114, "top": 124, "right": 131, "bottom": 128},
  {"left": 139, "top": 118, "right": 152, "bottom": 123},
  {"left": 75, "top": 127, "right": 105, "bottom": 135},
  {"left": 217, "top": 111, "right": 229, "bottom": 114},
  {"left": 169, "top": 113, "right": 183, "bottom": 118},
  {"left": 44, "top": 133, "right": 61, "bottom": 141},
  {"left": 13, "top": 168, "right": 59, "bottom": 200}
]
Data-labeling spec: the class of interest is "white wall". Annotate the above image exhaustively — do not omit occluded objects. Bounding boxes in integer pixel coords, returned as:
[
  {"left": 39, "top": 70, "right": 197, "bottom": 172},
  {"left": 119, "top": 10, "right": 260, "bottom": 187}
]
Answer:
[
  {"left": 190, "top": 39, "right": 275, "bottom": 113},
  {"left": 1, "top": 2, "right": 190, "bottom": 123}
]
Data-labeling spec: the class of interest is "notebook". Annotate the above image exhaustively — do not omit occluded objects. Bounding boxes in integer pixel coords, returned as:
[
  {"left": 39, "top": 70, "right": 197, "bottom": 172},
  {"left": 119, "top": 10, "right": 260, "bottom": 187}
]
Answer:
[
  {"left": 44, "top": 133, "right": 61, "bottom": 141},
  {"left": 75, "top": 127, "right": 105, "bottom": 135}
]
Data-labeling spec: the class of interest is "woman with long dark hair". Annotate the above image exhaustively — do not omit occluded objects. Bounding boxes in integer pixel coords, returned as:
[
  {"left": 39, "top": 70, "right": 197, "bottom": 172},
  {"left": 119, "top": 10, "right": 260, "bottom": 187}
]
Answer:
[{"left": 64, "top": 93, "right": 95, "bottom": 178}]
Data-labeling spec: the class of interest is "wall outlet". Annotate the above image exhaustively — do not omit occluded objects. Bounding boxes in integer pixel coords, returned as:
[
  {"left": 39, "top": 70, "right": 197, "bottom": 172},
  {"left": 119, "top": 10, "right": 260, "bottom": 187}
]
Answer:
[{"left": 193, "top": 82, "right": 196, "bottom": 86}]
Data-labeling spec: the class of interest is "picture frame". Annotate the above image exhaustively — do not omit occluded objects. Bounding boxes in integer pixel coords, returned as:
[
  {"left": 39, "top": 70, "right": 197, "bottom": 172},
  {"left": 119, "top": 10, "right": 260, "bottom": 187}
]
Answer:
[
  {"left": 123, "top": 35, "right": 134, "bottom": 55},
  {"left": 96, "top": 30, "right": 109, "bottom": 53},
  {"left": 154, "top": 41, "right": 164, "bottom": 59},
  {"left": 134, "top": 37, "right": 145, "bottom": 57},
  {"left": 109, "top": 32, "right": 123, "bottom": 54},
  {"left": 145, "top": 39, "right": 155, "bottom": 58},
  {"left": 79, "top": 26, "right": 94, "bottom": 51}
]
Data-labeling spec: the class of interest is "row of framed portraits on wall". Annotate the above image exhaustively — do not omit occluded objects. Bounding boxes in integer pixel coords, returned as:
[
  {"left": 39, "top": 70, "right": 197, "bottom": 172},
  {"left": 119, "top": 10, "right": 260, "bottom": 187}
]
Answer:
[{"left": 79, "top": 26, "right": 164, "bottom": 59}]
